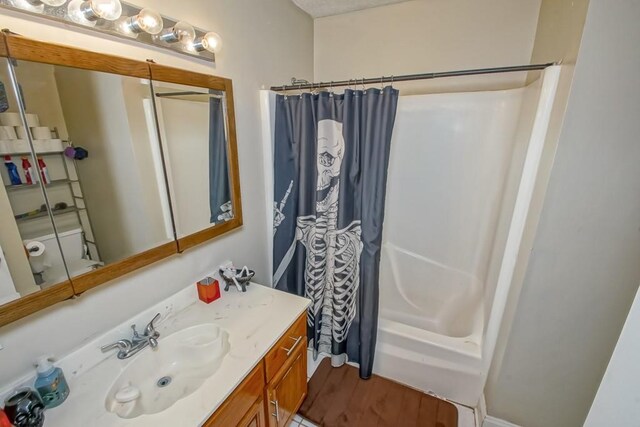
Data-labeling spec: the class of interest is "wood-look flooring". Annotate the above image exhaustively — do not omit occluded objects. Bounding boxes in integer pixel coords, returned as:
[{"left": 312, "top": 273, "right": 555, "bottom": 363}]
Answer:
[{"left": 299, "top": 358, "right": 458, "bottom": 427}]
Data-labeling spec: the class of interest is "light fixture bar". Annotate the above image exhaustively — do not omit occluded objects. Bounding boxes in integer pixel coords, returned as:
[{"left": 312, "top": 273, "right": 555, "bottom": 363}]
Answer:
[{"left": 0, "top": 0, "right": 216, "bottom": 62}]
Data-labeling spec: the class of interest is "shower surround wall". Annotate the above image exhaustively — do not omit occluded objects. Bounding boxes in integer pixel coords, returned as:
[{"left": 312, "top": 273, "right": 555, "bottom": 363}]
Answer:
[{"left": 261, "top": 66, "right": 559, "bottom": 406}]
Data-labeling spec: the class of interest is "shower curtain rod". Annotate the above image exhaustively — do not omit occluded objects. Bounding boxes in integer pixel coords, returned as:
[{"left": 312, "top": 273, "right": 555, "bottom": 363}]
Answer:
[{"left": 270, "top": 62, "right": 556, "bottom": 92}]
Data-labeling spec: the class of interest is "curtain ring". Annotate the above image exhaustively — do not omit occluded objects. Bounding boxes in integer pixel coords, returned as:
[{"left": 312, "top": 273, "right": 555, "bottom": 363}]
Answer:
[
  {"left": 298, "top": 82, "right": 303, "bottom": 99},
  {"left": 380, "top": 76, "right": 384, "bottom": 90},
  {"left": 329, "top": 81, "right": 334, "bottom": 97},
  {"left": 361, "top": 77, "right": 366, "bottom": 91},
  {"left": 390, "top": 75, "right": 394, "bottom": 88}
]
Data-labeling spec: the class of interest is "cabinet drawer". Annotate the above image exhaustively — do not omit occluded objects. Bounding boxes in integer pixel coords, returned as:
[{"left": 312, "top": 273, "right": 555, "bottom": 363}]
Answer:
[
  {"left": 203, "top": 362, "right": 266, "bottom": 427},
  {"left": 264, "top": 313, "right": 306, "bottom": 382}
]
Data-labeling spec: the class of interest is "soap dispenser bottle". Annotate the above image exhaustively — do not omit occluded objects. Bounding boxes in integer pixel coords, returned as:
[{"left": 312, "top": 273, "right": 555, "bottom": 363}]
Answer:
[{"left": 34, "top": 356, "right": 69, "bottom": 409}]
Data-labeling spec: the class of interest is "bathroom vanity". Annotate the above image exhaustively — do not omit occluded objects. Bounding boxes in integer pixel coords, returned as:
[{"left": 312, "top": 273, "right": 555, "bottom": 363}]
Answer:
[{"left": 0, "top": 283, "right": 310, "bottom": 426}]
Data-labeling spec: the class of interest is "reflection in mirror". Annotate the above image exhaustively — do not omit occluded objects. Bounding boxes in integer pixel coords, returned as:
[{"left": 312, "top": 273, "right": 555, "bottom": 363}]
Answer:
[
  {"left": 0, "top": 57, "right": 69, "bottom": 303},
  {"left": 9, "top": 59, "right": 175, "bottom": 281},
  {"left": 152, "top": 82, "right": 233, "bottom": 238}
]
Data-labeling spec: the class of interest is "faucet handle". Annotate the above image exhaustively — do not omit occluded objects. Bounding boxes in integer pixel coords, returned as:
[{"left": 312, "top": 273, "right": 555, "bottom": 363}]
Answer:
[
  {"left": 101, "top": 339, "right": 132, "bottom": 354},
  {"left": 145, "top": 313, "right": 161, "bottom": 337}
]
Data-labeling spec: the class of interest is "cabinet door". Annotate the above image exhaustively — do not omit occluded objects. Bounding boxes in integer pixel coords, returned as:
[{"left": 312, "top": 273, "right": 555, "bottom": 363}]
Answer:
[
  {"left": 203, "top": 363, "right": 265, "bottom": 427},
  {"left": 266, "top": 338, "right": 307, "bottom": 427},
  {"left": 239, "top": 398, "right": 266, "bottom": 427}
]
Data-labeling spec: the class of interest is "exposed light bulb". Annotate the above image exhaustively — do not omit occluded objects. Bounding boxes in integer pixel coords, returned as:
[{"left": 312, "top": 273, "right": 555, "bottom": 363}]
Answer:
[
  {"left": 157, "top": 21, "right": 195, "bottom": 44},
  {"left": 9, "top": 0, "right": 67, "bottom": 11},
  {"left": 116, "top": 8, "right": 163, "bottom": 37},
  {"left": 9, "top": 0, "right": 44, "bottom": 13},
  {"left": 188, "top": 31, "right": 222, "bottom": 54},
  {"left": 68, "top": 0, "right": 121, "bottom": 26},
  {"left": 133, "top": 9, "right": 163, "bottom": 34},
  {"left": 90, "top": 0, "right": 121, "bottom": 20}
]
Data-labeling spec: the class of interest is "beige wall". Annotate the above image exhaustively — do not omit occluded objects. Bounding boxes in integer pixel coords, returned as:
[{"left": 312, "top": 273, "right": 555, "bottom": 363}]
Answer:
[
  {"left": 529, "top": 0, "right": 590, "bottom": 65},
  {"left": 0, "top": 0, "right": 313, "bottom": 385},
  {"left": 55, "top": 68, "right": 169, "bottom": 264},
  {"left": 484, "top": 1, "right": 640, "bottom": 426},
  {"left": 314, "top": 0, "right": 542, "bottom": 94}
]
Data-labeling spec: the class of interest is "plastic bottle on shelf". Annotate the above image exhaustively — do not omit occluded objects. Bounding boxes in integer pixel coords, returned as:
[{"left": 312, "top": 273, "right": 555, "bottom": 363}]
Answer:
[
  {"left": 4, "top": 155, "right": 22, "bottom": 185},
  {"left": 21, "top": 157, "right": 36, "bottom": 185},
  {"left": 37, "top": 157, "right": 50, "bottom": 184}
]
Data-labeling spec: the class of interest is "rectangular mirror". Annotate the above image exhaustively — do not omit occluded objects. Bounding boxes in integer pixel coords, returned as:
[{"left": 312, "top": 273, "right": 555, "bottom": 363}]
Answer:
[
  {"left": 3, "top": 35, "right": 178, "bottom": 295},
  {"left": 0, "top": 33, "right": 243, "bottom": 326},
  {"left": 149, "top": 65, "right": 242, "bottom": 251}
]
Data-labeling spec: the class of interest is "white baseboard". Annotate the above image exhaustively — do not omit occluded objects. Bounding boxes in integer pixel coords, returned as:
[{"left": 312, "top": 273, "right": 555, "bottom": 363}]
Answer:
[{"left": 482, "top": 415, "right": 522, "bottom": 427}]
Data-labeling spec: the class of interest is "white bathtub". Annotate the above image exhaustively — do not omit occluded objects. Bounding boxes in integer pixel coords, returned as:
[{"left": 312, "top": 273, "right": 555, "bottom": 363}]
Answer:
[
  {"left": 375, "top": 243, "right": 484, "bottom": 405},
  {"left": 372, "top": 67, "right": 560, "bottom": 406}
]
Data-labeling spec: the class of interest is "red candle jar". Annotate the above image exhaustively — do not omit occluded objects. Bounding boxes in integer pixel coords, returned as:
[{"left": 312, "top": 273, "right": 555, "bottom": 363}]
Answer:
[{"left": 197, "top": 277, "right": 221, "bottom": 304}]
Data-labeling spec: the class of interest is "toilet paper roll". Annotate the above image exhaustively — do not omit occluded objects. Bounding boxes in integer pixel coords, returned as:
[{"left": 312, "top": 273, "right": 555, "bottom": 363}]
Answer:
[
  {"left": 0, "top": 140, "right": 10, "bottom": 154},
  {"left": 25, "top": 241, "right": 46, "bottom": 274},
  {"left": 25, "top": 114, "right": 40, "bottom": 127},
  {"left": 16, "top": 127, "right": 29, "bottom": 140},
  {"left": 0, "top": 126, "right": 17, "bottom": 140},
  {"left": 31, "top": 127, "right": 52, "bottom": 140},
  {"left": 0, "top": 112, "right": 22, "bottom": 126}
]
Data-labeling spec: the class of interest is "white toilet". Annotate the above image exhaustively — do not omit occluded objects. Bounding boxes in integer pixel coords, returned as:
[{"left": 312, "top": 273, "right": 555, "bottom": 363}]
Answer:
[{"left": 23, "top": 227, "right": 100, "bottom": 288}]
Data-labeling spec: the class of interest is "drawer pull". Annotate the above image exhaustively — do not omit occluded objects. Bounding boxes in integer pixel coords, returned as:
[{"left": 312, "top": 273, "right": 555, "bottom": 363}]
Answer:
[
  {"left": 281, "top": 335, "right": 303, "bottom": 356},
  {"left": 270, "top": 399, "right": 280, "bottom": 421}
]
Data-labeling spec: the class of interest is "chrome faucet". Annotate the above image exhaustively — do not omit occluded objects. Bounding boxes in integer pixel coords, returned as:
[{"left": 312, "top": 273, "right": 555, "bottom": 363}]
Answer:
[{"left": 101, "top": 313, "right": 161, "bottom": 359}]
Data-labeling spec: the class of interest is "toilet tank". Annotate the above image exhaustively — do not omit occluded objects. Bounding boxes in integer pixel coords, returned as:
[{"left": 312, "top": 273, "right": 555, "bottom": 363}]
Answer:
[{"left": 23, "top": 227, "right": 85, "bottom": 269}]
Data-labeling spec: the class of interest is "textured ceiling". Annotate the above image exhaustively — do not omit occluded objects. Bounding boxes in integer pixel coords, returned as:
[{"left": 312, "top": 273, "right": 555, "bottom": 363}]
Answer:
[{"left": 292, "top": 0, "right": 411, "bottom": 18}]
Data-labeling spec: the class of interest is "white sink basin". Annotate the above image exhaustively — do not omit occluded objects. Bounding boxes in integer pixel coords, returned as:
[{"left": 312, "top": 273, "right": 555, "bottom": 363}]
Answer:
[{"left": 105, "top": 324, "right": 230, "bottom": 419}]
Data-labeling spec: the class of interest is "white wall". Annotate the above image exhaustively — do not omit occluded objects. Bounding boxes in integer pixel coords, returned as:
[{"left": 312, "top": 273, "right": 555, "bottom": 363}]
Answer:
[
  {"left": 584, "top": 287, "right": 640, "bottom": 426},
  {"left": 0, "top": 0, "right": 313, "bottom": 385},
  {"left": 314, "top": 0, "right": 542, "bottom": 93},
  {"left": 484, "top": 1, "right": 640, "bottom": 426}
]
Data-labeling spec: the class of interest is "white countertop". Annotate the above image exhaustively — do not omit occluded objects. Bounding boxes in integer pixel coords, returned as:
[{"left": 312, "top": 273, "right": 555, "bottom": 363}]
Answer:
[{"left": 5, "top": 283, "right": 309, "bottom": 427}]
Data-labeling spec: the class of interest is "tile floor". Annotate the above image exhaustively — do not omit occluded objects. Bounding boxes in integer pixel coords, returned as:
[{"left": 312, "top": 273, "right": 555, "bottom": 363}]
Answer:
[
  {"left": 301, "top": 349, "right": 477, "bottom": 427},
  {"left": 290, "top": 414, "right": 319, "bottom": 427}
]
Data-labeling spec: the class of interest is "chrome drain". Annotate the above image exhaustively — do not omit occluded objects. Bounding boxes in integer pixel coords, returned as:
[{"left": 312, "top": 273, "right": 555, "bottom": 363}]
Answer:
[{"left": 157, "top": 376, "right": 172, "bottom": 387}]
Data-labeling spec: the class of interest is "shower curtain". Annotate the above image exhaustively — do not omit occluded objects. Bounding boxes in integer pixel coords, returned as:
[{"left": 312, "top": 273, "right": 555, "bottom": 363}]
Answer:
[
  {"left": 209, "top": 95, "right": 232, "bottom": 223},
  {"left": 272, "top": 87, "right": 399, "bottom": 378}
]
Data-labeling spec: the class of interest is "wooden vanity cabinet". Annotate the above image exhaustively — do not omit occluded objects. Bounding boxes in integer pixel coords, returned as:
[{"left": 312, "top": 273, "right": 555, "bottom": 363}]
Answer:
[
  {"left": 266, "top": 339, "right": 307, "bottom": 427},
  {"left": 203, "top": 312, "right": 308, "bottom": 427}
]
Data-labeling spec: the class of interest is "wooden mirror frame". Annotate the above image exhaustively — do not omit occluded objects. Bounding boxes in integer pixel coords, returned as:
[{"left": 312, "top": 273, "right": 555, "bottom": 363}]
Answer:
[
  {"left": 0, "top": 32, "right": 243, "bottom": 326},
  {"left": 148, "top": 63, "right": 243, "bottom": 253}
]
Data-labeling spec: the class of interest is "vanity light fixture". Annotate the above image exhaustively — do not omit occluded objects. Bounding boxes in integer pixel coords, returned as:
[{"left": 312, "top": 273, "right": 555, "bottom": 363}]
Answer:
[
  {"left": 0, "top": 0, "right": 220, "bottom": 62},
  {"left": 187, "top": 31, "right": 223, "bottom": 54},
  {"left": 67, "top": 0, "right": 122, "bottom": 27},
  {"left": 116, "top": 8, "right": 163, "bottom": 37}
]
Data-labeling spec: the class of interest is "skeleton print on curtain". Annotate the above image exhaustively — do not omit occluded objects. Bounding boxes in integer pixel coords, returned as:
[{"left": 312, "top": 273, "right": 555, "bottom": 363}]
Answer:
[{"left": 272, "top": 87, "right": 399, "bottom": 378}]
